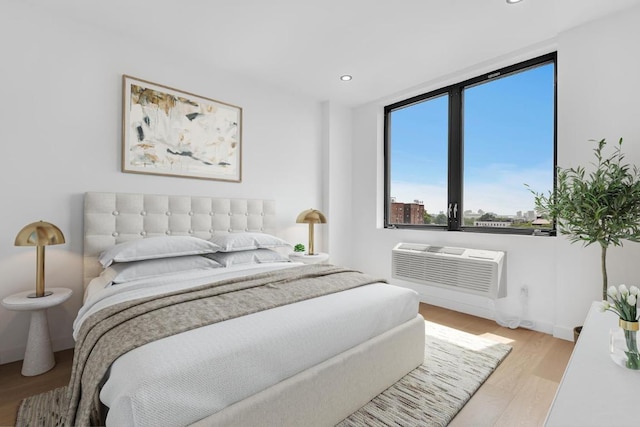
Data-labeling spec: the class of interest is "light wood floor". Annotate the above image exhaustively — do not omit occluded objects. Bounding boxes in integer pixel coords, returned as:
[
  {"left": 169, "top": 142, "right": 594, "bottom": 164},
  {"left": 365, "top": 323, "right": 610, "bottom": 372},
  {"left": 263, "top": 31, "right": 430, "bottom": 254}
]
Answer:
[
  {"left": 0, "top": 348, "right": 73, "bottom": 427},
  {"left": 420, "top": 304, "right": 575, "bottom": 427},
  {"left": 0, "top": 303, "right": 574, "bottom": 427}
]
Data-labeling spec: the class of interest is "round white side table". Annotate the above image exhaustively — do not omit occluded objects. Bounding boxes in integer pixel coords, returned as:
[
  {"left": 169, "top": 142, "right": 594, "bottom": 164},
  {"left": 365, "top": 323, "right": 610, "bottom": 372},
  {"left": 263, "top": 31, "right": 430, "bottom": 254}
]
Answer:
[
  {"left": 289, "top": 252, "right": 330, "bottom": 265},
  {"left": 1, "top": 287, "right": 72, "bottom": 376}
]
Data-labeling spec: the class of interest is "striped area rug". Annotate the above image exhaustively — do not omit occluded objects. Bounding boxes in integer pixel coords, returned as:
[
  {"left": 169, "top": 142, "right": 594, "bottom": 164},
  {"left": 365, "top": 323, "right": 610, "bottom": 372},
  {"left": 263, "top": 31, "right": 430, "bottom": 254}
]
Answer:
[
  {"left": 338, "top": 320, "right": 512, "bottom": 426},
  {"left": 17, "top": 321, "right": 510, "bottom": 427}
]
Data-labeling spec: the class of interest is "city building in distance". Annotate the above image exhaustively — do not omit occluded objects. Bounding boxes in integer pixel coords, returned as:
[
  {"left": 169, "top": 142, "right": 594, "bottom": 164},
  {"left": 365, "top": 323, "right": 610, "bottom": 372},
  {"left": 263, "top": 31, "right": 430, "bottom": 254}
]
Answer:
[{"left": 390, "top": 198, "right": 425, "bottom": 225}]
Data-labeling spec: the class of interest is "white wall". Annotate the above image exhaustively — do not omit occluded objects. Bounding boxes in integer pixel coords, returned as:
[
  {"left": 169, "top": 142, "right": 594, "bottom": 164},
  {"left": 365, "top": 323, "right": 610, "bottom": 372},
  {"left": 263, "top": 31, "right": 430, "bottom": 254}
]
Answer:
[
  {"left": 0, "top": 3, "right": 324, "bottom": 363},
  {"left": 553, "top": 4, "right": 640, "bottom": 337},
  {"left": 322, "top": 102, "right": 353, "bottom": 265},
  {"left": 348, "top": 5, "right": 640, "bottom": 341}
]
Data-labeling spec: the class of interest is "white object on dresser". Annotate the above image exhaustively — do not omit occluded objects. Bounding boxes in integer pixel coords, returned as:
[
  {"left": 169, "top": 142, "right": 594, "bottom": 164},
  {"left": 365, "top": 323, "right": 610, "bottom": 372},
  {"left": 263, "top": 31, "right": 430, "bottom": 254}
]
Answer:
[
  {"left": 545, "top": 301, "right": 638, "bottom": 427},
  {"left": 1, "top": 287, "right": 72, "bottom": 376},
  {"left": 289, "top": 252, "right": 329, "bottom": 264}
]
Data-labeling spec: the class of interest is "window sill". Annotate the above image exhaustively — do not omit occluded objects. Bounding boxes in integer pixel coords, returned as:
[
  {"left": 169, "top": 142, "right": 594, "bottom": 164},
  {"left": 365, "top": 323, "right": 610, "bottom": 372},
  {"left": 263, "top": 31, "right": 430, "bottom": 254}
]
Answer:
[{"left": 385, "top": 224, "right": 555, "bottom": 237}]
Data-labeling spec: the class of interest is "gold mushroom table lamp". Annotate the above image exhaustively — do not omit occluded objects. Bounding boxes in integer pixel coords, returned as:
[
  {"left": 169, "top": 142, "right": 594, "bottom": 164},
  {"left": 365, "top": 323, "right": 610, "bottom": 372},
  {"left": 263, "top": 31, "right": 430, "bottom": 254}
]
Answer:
[
  {"left": 296, "top": 209, "right": 327, "bottom": 255},
  {"left": 15, "top": 221, "right": 66, "bottom": 298}
]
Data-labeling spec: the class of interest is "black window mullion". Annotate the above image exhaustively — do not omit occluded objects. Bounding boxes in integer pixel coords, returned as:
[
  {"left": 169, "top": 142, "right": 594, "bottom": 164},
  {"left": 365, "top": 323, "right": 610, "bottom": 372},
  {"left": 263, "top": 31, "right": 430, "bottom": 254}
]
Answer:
[
  {"left": 448, "top": 87, "right": 462, "bottom": 230},
  {"left": 383, "top": 106, "right": 392, "bottom": 227}
]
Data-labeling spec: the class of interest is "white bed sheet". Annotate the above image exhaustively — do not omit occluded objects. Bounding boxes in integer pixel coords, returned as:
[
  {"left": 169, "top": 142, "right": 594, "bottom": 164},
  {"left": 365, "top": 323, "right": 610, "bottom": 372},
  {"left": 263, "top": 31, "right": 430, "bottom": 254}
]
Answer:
[{"left": 75, "top": 264, "right": 419, "bottom": 427}]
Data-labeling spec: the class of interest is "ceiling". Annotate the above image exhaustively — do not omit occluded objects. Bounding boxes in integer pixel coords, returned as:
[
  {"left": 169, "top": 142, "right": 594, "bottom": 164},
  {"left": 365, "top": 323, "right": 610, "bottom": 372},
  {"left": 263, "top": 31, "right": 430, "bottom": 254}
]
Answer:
[{"left": 24, "top": 0, "right": 640, "bottom": 106}]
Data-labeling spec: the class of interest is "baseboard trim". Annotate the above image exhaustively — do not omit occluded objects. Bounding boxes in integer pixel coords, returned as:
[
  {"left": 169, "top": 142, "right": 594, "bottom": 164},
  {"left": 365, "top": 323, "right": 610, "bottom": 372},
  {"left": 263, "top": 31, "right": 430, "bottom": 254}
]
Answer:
[
  {"left": 0, "top": 347, "right": 26, "bottom": 365},
  {"left": 553, "top": 325, "right": 576, "bottom": 342},
  {"left": 0, "top": 336, "right": 74, "bottom": 365},
  {"left": 416, "top": 292, "right": 556, "bottom": 337}
]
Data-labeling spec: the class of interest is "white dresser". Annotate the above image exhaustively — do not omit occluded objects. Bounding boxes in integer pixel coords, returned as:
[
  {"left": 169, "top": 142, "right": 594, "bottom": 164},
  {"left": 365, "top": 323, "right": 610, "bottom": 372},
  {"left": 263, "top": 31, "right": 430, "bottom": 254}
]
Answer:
[{"left": 545, "top": 301, "right": 639, "bottom": 426}]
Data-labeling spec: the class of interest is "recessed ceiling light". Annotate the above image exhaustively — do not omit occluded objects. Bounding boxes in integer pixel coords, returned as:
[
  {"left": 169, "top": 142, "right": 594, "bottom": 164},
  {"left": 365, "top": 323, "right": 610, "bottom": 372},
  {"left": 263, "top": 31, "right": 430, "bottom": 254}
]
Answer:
[
  {"left": 340, "top": 75, "right": 352, "bottom": 81},
  {"left": 506, "top": 0, "right": 523, "bottom": 3}
]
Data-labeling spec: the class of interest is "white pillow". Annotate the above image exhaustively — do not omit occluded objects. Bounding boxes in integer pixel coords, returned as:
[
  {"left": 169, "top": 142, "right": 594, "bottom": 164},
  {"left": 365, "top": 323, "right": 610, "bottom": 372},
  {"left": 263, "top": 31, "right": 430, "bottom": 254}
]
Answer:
[
  {"left": 99, "top": 236, "right": 222, "bottom": 268},
  {"left": 101, "top": 255, "right": 222, "bottom": 284},
  {"left": 204, "top": 249, "right": 290, "bottom": 267},
  {"left": 209, "top": 232, "right": 291, "bottom": 252}
]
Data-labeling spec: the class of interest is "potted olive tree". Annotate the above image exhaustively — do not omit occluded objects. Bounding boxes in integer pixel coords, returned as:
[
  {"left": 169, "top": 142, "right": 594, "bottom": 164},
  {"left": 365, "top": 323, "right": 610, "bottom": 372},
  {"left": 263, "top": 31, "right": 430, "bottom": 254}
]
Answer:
[{"left": 528, "top": 139, "right": 640, "bottom": 337}]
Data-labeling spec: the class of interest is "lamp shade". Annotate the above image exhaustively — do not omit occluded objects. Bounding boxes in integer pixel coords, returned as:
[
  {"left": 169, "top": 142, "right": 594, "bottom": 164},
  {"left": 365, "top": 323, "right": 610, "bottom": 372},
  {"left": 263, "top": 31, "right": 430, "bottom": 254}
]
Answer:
[
  {"left": 15, "top": 221, "right": 65, "bottom": 247},
  {"left": 296, "top": 209, "right": 327, "bottom": 225}
]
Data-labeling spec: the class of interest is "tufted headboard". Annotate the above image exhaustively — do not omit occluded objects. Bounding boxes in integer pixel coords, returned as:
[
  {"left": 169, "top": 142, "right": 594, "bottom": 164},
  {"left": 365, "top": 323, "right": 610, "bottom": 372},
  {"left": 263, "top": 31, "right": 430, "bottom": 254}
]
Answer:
[{"left": 83, "top": 192, "right": 276, "bottom": 288}]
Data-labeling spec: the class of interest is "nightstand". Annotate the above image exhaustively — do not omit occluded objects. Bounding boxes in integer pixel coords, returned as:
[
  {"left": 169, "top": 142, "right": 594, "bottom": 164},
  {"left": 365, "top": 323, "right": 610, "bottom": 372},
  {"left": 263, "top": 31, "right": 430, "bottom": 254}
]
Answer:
[
  {"left": 1, "top": 287, "right": 72, "bottom": 376},
  {"left": 289, "top": 252, "right": 330, "bottom": 265}
]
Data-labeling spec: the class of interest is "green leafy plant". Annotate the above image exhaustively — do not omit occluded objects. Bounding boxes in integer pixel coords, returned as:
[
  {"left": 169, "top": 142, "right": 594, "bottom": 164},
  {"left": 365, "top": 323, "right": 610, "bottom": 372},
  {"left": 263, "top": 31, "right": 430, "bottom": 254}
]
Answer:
[
  {"left": 293, "top": 243, "right": 305, "bottom": 253},
  {"left": 527, "top": 138, "right": 640, "bottom": 300}
]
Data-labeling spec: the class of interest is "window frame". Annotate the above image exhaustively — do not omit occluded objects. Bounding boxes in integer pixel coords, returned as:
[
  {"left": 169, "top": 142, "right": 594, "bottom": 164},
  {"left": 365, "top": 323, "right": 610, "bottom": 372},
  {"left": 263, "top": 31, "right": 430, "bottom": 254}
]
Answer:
[{"left": 383, "top": 52, "right": 557, "bottom": 235}]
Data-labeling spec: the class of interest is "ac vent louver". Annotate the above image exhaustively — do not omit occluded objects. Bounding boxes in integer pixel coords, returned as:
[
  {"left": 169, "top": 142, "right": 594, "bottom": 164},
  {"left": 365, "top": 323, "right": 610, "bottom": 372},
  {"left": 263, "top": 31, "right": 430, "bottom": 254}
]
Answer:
[{"left": 392, "top": 243, "right": 506, "bottom": 298}]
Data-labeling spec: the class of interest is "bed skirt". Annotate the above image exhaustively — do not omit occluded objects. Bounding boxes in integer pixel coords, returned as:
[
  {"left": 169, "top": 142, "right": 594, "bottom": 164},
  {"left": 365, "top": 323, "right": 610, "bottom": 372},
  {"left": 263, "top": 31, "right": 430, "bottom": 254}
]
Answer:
[{"left": 189, "top": 314, "right": 425, "bottom": 427}]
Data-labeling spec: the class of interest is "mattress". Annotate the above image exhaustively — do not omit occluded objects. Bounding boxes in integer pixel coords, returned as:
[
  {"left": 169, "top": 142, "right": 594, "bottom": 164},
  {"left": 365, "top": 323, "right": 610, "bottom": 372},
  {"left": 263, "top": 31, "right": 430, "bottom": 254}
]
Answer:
[{"left": 75, "top": 263, "right": 419, "bottom": 427}]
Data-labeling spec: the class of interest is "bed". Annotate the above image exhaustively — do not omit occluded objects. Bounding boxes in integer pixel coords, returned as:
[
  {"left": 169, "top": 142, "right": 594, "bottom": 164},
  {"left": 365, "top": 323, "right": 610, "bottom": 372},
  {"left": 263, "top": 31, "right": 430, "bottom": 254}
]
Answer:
[{"left": 76, "top": 191, "right": 425, "bottom": 427}]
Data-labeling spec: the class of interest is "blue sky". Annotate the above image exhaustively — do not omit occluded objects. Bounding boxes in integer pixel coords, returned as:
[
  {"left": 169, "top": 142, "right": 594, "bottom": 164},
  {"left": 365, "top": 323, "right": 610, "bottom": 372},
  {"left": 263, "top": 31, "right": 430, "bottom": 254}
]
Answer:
[{"left": 390, "top": 63, "right": 554, "bottom": 216}]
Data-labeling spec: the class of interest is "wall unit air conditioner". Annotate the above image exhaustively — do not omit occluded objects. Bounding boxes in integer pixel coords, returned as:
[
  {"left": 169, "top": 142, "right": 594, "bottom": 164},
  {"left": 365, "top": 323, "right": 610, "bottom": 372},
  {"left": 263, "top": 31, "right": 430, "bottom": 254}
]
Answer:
[{"left": 392, "top": 243, "right": 506, "bottom": 298}]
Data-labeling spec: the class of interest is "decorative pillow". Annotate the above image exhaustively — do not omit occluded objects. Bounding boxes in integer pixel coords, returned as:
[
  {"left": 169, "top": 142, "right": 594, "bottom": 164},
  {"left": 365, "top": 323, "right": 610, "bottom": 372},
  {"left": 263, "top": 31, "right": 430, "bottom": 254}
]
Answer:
[
  {"left": 209, "top": 232, "right": 291, "bottom": 252},
  {"left": 99, "top": 236, "right": 222, "bottom": 268},
  {"left": 204, "top": 248, "right": 290, "bottom": 267},
  {"left": 101, "top": 255, "right": 223, "bottom": 284}
]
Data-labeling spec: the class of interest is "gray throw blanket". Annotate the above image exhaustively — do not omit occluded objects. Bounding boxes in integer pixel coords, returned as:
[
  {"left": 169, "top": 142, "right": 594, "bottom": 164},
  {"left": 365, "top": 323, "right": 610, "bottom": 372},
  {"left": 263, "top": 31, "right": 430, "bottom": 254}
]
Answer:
[{"left": 66, "top": 264, "right": 384, "bottom": 426}]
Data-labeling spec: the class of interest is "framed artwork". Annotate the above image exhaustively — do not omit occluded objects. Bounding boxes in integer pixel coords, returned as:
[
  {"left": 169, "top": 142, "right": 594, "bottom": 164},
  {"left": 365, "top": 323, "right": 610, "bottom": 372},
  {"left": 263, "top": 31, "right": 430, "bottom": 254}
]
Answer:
[{"left": 122, "top": 75, "right": 242, "bottom": 182}]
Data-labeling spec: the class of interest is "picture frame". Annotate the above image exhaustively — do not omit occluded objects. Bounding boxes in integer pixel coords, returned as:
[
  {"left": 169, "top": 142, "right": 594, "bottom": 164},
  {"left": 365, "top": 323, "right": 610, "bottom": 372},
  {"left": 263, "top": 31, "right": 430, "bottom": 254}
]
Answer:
[{"left": 122, "top": 75, "right": 242, "bottom": 182}]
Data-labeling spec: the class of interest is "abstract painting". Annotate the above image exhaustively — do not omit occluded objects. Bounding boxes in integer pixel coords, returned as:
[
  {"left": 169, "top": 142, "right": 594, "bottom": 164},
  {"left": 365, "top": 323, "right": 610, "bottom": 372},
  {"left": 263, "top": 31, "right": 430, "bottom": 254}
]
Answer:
[{"left": 122, "top": 75, "right": 242, "bottom": 182}]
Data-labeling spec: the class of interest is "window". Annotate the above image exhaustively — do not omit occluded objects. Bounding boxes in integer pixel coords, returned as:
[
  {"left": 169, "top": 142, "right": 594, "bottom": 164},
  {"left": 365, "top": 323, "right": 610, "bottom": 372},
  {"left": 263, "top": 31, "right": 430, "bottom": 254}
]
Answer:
[{"left": 384, "top": 53, "right": 556, "bottom": 234}]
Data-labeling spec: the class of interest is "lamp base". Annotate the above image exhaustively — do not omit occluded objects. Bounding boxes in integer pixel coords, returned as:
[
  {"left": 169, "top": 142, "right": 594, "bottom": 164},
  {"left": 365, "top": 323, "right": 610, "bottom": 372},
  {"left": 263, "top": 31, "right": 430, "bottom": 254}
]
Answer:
[{"left": 27, "top": 291, "right": 53, "bottom": 298}]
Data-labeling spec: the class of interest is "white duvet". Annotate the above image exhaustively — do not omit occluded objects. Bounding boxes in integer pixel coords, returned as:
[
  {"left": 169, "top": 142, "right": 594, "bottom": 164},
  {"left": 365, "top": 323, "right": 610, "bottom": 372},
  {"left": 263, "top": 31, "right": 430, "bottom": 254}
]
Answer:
[{"left": 75, "top": 263, "right": 419, "bottom": 427}]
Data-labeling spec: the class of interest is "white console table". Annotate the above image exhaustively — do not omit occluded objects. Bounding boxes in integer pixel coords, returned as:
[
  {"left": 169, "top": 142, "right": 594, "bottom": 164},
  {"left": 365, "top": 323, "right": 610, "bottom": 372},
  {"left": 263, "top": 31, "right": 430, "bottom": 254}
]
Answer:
[{"left": 545, "top": 301, "right": 639, "bottom": 426}]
